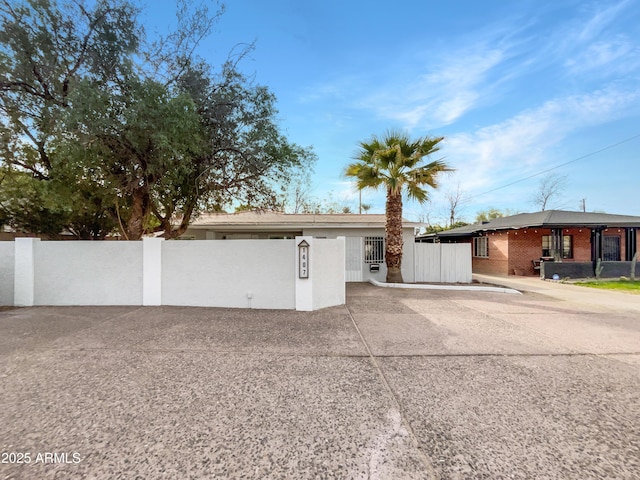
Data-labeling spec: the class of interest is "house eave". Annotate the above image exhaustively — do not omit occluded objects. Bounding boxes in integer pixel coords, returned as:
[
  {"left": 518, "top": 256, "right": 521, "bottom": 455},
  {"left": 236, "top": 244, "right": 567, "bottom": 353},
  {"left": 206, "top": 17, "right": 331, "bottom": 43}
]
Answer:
[{"left": 187, "top": 222, "right": 418, "bottom": 231}]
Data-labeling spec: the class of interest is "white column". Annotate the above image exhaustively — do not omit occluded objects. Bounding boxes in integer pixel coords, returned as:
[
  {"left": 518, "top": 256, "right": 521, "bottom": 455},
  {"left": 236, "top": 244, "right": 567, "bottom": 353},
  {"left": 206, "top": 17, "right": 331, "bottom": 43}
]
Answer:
[
  {"left": 295, "top": 236, "right": 313, "bottom": 311},
  {"left": 143, "top": 237, "right": 164, "bottom": 306},
  {"left": 14, "top": 238, "right": 39, "bottom": 306}
]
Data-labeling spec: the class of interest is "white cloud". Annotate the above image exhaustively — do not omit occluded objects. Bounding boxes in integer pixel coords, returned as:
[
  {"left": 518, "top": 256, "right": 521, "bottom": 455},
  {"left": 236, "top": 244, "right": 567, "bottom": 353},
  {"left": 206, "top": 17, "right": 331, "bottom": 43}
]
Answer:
[
  {"left": 565, "top": 37, "right": 639, "bottom": 75},
  {"left": 298, "top": 40, "right": 512, "bottom": 131},
  {"left": 441, "top": 86, "right": 640, "bottom": 194},
  {"left": 362, "top": 46, "right": 507, "bottom": 129},
  {"left": 576, "top": 0, "right": 634, "bottom": 43}
]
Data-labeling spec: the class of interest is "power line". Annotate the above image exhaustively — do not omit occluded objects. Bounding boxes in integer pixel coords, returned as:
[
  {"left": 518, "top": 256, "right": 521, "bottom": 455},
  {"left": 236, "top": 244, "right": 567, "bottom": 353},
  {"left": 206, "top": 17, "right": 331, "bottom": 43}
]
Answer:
[{"left": 468, "top": 132, "right": 640, "bottom": 200}]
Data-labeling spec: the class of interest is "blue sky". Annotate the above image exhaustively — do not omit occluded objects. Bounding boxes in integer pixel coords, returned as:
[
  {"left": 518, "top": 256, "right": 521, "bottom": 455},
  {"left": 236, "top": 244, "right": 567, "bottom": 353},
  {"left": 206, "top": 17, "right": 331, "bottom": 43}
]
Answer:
[{"left": 146, "top": 0, "right": 640, "bottom": 223}]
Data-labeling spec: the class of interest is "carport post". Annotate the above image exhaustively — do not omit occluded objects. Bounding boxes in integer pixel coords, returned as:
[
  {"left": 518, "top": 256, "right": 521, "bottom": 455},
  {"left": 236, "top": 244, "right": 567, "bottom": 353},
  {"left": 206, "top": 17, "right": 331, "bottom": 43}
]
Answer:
[
  {"left": 142, "top": 237, "right": 164, "bottom": 306},
  {"left": 14, "top": 238, "right": 39, "bottom": 306}
]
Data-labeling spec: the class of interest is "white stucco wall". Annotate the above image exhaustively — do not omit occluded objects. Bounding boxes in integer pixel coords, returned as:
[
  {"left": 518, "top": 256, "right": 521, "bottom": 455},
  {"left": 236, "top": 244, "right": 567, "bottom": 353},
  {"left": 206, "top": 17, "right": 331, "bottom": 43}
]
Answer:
[
  {"left": 6, "top": 238, "right": 346, "bottom": 310},
  {"left": 311, "top": 238, "right": 346, "bottom": 309},
  {"left": 33, "top": 242, "right": 143, "bottom": 305},
  {"left": 0, "top": 242, "right": 15, "bottom": 305},
  {"left": 162, "top": 240, "right": 295, "bottom": 309}
]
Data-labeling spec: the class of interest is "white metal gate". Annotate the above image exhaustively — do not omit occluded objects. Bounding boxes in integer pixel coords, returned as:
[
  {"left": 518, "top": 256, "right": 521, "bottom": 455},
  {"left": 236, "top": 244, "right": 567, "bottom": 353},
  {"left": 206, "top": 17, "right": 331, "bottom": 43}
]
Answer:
[
  {"left": 415, "top": 243, "right": 441, "bottom": 282},
  {"left": 345, "top": 237, "right": 363, "bottom": 282},
  {"left": 414, "top": 243, "right": 472, "bottom": 283}
]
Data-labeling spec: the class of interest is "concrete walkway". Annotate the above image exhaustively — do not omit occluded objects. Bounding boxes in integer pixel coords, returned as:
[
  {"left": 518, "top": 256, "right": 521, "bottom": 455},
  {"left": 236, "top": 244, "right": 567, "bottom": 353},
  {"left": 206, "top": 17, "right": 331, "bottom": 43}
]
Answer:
[
  {"left": 1, "top": 284, "right": 639, "bottom": 479},
  {"left": 474, "top": 272, "right": 640, "bottom": 313}
]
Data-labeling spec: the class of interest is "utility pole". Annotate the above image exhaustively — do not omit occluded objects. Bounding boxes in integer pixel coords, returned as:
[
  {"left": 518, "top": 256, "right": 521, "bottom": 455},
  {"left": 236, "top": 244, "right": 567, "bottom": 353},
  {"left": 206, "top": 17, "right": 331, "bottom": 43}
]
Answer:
[{"left": 580, "top": 198, "right": 586, "bottom": 212}]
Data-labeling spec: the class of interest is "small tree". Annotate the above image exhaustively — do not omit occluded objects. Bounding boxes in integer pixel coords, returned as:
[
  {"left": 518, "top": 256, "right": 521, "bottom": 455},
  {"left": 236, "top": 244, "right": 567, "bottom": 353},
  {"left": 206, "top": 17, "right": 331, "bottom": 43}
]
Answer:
[
  {"left": 475, "top": 208, "right": 518, "bottom": 223},
  {"left": 445, "top": 183, "right": 465, "bottom": 227},
  {"left": 532, "top": 173, "right": 568, "bottom": 211}
]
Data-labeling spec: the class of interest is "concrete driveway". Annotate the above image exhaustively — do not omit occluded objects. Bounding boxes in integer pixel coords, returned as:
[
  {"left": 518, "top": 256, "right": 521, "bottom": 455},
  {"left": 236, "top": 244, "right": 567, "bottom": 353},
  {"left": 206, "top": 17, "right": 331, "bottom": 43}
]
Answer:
[{"left": 1, "top": 283, "right": 639, "bottom": 479}]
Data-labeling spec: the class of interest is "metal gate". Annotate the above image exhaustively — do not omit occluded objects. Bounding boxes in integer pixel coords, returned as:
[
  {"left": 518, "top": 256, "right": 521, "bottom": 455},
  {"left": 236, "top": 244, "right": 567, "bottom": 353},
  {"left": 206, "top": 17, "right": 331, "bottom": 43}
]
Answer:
[
  {"left": 603, "top": 235, "right": 620, "bottom": 261},
  {"left": 345, "top": 237, "right": 363, "bottom": 282}
]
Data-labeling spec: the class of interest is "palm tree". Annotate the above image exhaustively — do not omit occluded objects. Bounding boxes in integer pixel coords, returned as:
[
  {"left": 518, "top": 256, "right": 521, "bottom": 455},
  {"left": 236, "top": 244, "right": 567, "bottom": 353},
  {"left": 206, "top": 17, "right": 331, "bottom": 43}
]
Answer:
[{"left": 346, "top": 130, "right": 452, "bottom": 283}]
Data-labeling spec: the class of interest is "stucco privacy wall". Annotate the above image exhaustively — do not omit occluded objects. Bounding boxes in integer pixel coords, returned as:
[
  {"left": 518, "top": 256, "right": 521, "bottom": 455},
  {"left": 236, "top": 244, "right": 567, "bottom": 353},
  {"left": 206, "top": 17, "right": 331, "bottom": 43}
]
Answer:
[
  {"left": 34, "top": 241, "right": 143, "bottom": 305},
  {"left": 310, "top": 238, "right": 346, "bottom": 310},
  {"left": 5, "top": 238, "right": 345, "bottom": 310},
  {"left": 162, "top": 240, "right": 296, "bottom": 309},
  {"left": 0, "top": 242, "right": 14, "bottom": 305}
]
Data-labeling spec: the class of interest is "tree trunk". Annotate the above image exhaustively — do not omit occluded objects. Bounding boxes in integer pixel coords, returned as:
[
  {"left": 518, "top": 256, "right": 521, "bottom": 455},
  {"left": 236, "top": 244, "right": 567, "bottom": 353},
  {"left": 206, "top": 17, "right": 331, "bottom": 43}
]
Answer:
[
  {"left": 385, "top": 188, "right": 404, "bottom": 283},
  {"left": 126, "top": 188, "right": 149, "bottom": 240},
  {"left": 162, "top": 200, "right": 196, "bottom": 239}
]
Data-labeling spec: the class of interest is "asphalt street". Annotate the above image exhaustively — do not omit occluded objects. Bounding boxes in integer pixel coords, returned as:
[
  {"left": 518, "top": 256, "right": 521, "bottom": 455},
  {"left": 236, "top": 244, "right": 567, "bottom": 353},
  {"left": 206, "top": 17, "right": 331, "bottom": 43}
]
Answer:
[{"left": 1, "top": 281, "right": 639, "bottom": 479}]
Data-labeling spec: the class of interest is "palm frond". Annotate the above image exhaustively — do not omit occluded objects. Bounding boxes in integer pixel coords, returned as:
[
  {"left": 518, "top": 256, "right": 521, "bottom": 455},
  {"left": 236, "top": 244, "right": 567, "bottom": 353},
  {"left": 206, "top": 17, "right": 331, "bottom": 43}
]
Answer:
[
  {"left": 405, "top": 181, "right": 429, "bottom": 203},
  {"left": 345, "top": 162, "right": 385, "bottom": 190},
  {"left": 348, "top": 130, "right": 452, "bottom": 196}
]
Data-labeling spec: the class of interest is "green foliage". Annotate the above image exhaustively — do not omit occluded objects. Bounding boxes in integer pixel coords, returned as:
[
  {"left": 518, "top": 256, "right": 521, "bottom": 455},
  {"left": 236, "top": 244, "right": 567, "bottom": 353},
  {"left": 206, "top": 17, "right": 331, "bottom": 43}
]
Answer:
[
  {"left": 423, "top": 221, "right": 469, "bottom": 234},
  {"left": 0, "top": 0, "right": 315, "bottom": 239},
  {"left": 575, "top": 279, "right": 640, "bottom": 293},
  {"left": 0, "top": 166, "right": 117, "bottom": 238},
  {"left": 345, "top": 129, "right": 452, "bottom": 202},
  {"left": 475, "top": 208, "right": 507, "bottom": 223}
]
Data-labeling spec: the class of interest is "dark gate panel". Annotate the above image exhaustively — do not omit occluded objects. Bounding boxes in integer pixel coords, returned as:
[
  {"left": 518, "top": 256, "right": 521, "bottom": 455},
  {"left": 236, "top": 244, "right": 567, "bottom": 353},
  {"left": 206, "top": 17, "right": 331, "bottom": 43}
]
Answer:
[{"left": 602, "top": 235, "right": 620, "bottom": 261}]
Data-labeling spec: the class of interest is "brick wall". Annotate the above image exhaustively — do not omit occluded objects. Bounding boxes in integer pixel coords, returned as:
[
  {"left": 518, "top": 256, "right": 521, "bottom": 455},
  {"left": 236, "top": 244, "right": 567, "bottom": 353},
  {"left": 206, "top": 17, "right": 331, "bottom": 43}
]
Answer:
[
  {"left": 571, "top": 228, "right": 593, "bottom": 262},
  {"left": 508, "top": 229, "right": 547, "bottom": 275},
  {"left": 507, "top": 227, "right": 595, "bottom": 275},
  {"left": 472, "top": 234, "right": 509, "bottom": 275}
]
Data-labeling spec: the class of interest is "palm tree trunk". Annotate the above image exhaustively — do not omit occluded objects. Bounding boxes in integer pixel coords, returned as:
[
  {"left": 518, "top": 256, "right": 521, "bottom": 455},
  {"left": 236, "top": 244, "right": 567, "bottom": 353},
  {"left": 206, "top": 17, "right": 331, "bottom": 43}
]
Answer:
[{"left": 385, "top": 188, "right": 404, "bottom": 283}]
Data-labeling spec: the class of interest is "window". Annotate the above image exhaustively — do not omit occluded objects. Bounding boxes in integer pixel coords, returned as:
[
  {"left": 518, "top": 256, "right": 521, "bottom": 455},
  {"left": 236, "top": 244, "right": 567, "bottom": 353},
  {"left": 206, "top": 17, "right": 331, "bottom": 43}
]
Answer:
[
  {"left": 473, "top": 237, "right": 489, "bottom": 257},
  {"left": 542, "top": 235, "right": 573, "bottom": 259},
  {"left": 364, "top": 237, "right": 384, "bottom": 263}
]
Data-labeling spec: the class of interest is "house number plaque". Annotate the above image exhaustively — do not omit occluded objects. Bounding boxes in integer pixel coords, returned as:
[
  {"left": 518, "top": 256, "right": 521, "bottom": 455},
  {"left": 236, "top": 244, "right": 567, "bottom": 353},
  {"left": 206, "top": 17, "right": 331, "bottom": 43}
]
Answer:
[{"left": 298, "top": 240, "right": 309, "bottom": 279}]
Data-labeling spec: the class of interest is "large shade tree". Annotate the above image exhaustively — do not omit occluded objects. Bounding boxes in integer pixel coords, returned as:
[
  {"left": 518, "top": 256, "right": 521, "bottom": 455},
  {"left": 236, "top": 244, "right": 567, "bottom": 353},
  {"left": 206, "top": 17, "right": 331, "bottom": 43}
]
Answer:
[
  {"left": 346, "top": 130, "right": 452, "bottom": 283},
  {"left": 0, "top": 0, "right": 315, "bottom": 239}
]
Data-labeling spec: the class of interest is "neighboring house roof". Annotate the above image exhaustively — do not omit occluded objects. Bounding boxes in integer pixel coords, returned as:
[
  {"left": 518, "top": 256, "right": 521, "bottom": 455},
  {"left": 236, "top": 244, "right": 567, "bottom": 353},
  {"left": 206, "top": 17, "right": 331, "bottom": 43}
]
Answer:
[
  {"left": 188, "top": 211, "right": 419, "bottom": 231},
  {"left": 431, "top": 210, "right": 640, "bottom": 238}
]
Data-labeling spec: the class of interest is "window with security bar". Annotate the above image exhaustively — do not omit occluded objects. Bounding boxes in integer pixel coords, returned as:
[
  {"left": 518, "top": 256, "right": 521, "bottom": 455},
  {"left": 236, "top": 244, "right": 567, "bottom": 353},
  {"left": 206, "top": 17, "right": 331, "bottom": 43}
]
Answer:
[{"left": 364, "top": 237, "right": 384, "bottom": 263}]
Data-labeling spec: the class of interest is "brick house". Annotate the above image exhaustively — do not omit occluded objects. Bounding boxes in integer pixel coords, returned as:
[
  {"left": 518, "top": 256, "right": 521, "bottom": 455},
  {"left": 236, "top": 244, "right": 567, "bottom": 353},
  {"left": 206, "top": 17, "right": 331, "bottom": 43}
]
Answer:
[{"left": 423, "top": 211, "right": 640, "bottom": 277}]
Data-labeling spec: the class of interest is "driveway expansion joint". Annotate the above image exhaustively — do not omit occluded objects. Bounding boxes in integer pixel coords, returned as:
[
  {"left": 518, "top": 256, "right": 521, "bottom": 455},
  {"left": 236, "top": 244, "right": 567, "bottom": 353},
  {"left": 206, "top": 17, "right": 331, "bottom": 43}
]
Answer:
[{"left": 344, "top": 304, "right": 438, "bottom": 480}]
